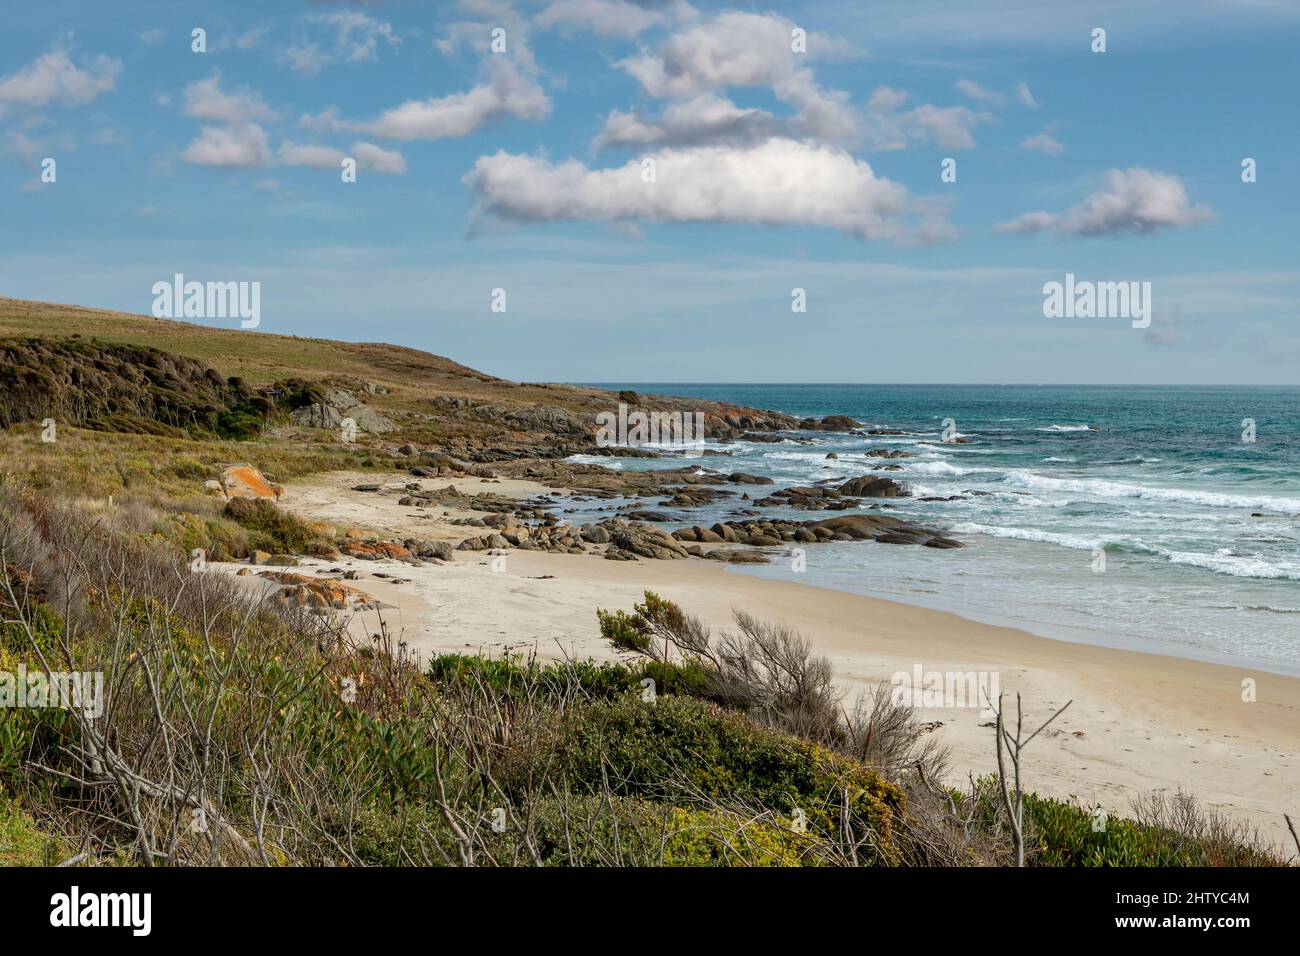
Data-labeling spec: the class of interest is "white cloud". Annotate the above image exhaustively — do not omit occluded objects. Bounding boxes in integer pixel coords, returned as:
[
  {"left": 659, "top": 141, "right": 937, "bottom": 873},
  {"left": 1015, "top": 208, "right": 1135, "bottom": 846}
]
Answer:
[
  {"left": 1016, "top": 81, "right": 1039, "bottom": 108},
  {"left": 139, "top": 29, "right": 165, "bottom": 45},
  {"left": 356, "top": 57, "right": 549, "bottom": 140},
  {"left": 997, "top": 167, "right": 1215, "bottom": 236},
  {"left": 1020, "top": 131, "right": 1063, "bottom": 155},
  {"left": 352, "top": 141, "right": 406, "bottom": 174},
  {"left": 464, "top": 138, "right": 954, "bottom": 243},
  {"left": 281, "top": 11, "right": 399, "bottom": 76},
  {"left": 867, "top": 86, "right": 908, "bottom": 112},
  {"left": 899, "top": 104, "right": 988, "bottom": 150},
  {"left": 183, "top": 74, "right": 278, "bottom": 124},
  {"left": 4, "top": 126, "right": 75, "bottom": 163},
  {"left": 594, "top": 94, "right": 779, "bottom": 149},
  {"left": 615, "top": 11, "right": 860, "bottom": 144},
  {"left": 234, "top": 25, "right": 271, "bottom": 51},
  {"left": 278, "top": 140, "right": 405, "bottom": 174},
  {"left": 298, "top": 107, "right": 345, "bottom": 134},
  {"left": 955, "top": 79, "right": 1005, "bottom": 107},
  {"left": 620, "top": 12, "right": 848, "bottom": 97},
  {"left": 536, "top": 0, "right": 686, "bottom": 38},
  {"left": 282, "top": 45, "right": 328, "bottom": 77},
  {"left": 181, "top": 124, "right": 271, "bottom": 168},
  {"left": 0, "top": 46, "right": 121, "bottom": 110},
  {"left": 278, "top": 141, "right": 346, "bottom": 169},
  {"left": 861, "top": 86, "right": 990, "bottom": 150}
]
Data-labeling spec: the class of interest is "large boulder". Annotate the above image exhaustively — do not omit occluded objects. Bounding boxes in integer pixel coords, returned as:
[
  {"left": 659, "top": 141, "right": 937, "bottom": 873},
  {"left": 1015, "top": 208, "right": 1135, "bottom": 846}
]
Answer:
[
  {"left": 818, "top": 415, "right": 859, "bottom": 431},
  {"left": 289, "top": 388, "right": 395, "bottom": 434},
  {"left": 221, "top": 464, "right": 282, "bottom": 500},
  {"left": 350, "top": 404, "right": 397, "bottom": 434},
  {"left": 290, "top": 403, "right": 343, "bottom": 429},
  {"left": 838, "top": 475, "right": 909, "bottom": 498},
  {"left": 607, "top": 524, "right": 690, "bottom": 560},
  {"left": 812, "top": 514, "right": 962, "bottom": 549},
  {"left": 324, "top": 388, "right": 360, "bottom": 410},
  {"left": 580, "top": 525, "right": 611, "bottom": 544}
]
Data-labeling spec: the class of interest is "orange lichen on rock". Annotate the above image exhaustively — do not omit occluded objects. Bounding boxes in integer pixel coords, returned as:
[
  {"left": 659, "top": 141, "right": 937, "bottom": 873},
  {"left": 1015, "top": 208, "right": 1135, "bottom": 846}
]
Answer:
[
  {"left": 257, "top": 571, "right": 374, "bottom": 609},
  {"left": 220, "top": 464, "right": 284, "bottom": 500},
  {"left": 341, "top": 541, "right": 411, "bottom": 561}
]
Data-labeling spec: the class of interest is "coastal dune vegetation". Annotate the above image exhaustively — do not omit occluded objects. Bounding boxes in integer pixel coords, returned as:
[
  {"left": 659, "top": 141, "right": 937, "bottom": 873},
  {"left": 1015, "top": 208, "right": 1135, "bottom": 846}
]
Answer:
[{"left": 0, "top": 488, "right": 1285, "bottom": 866}]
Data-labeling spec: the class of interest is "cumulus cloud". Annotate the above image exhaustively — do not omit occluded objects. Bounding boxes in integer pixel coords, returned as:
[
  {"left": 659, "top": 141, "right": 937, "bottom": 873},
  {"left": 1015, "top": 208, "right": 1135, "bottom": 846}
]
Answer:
[
  {"left": 281, "top": 11, "right": 399, "bottom": 76},
  {"left": 612, "top": 11, "right": 860, "bottom": 145},
  {"left": 464, "top": 138, "right": 954, "bottom": 243},
  {"left": 997, "top": 168, "right": 1215, "bottom": 236},
  {"left": 1020, "top": 131, "right": 1063, "bottom": 155},
  {"left": 181, "top": 124, "right": 271, "bottom": 168},
  {"left": 0, "top": 45, "right": 121, "bottom": 111},
  {"left": 1016, "top": 81, "right": 1039, "bottom": 108},
  {"left": 619, "top": 11, "right": 849, "bottom": 97},
  {"left": 183, "top": 73, "right": 278, "bottom": 124},
  {"left": 595, "top": 94, "right": 789, "bottom": 149},
  {"left": 536, "top": 0, "right": 687, "bottom": 38}
]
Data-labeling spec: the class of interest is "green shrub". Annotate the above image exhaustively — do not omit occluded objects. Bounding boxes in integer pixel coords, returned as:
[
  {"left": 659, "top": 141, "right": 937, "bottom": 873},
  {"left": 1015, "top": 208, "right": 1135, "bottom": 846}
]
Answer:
[
  {"left": 542, "top": 695, "right": 905, "bottom": 863},
  {"left": 215, "top": 406, "right": 264, "bottom": 441},
  {"left": 425, "top": 653, "right": 712, "bottom": 703},
  {"left": 160, "top": 511, "right": 250, "bottom": 562},
  {"left": 0, "top": 791, "right": 61, "bottom": 866},
  {"left": 347, "top": 795, "right": 807, "bottom": 867},
  {"left": 955, "top": 778, "right": 1285, "bottom": 867},
  {"left": 1023, "top": 791, "right": 1282, "bottom": 867},
  {"left": 222, "top": 498, "right": 321, "bottom": 554}
]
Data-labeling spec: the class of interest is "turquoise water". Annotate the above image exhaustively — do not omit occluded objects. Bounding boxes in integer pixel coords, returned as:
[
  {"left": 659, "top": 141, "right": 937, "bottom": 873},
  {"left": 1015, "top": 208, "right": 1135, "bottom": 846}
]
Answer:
[{"left": 575, "top": 385, "right": 1300, "bottom": 673}]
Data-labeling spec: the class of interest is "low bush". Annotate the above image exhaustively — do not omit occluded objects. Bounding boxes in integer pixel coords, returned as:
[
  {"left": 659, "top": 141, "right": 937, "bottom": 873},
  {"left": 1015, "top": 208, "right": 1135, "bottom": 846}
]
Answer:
[
  {"left": 222, "top": 497, "right": 324, "bottom": 554},
  {"left": 544, "top": 694, "right": 906, "bottom": 864}
]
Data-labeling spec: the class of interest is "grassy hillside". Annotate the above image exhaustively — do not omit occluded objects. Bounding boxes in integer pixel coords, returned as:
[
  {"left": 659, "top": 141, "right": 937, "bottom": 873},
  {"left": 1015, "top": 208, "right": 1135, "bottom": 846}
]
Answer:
[
  {"left": 0, "top": 297, "right": 617, "bottom": 417},
  {"left": 0, "top": 297, "right": 496, "bottom": 391}
]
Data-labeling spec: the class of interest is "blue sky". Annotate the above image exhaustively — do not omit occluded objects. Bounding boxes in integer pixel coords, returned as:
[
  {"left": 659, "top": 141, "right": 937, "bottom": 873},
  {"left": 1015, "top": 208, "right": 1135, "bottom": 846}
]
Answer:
[{"left": 1, "top": 0, "right": 1297, "bottom": 383}]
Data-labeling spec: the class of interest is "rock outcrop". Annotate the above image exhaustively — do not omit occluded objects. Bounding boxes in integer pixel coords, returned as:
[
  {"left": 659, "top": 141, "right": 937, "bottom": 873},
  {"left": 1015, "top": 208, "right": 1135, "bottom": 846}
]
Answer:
[{"left": 289, "top": 387, "right": 395, "bottom": 434}]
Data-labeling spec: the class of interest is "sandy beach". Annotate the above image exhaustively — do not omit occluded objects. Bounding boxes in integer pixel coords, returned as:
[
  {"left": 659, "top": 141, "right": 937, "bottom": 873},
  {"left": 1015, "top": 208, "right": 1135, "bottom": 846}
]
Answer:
[{"left": 240, "top": 470, "right": 1300, "bottom": 849}]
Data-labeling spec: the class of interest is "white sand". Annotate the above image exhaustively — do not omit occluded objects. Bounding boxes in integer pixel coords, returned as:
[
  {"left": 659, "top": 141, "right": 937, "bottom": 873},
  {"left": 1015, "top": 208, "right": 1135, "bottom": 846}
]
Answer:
[{"left": 239, "top": 471, "right": 1300, "bottom": 851}]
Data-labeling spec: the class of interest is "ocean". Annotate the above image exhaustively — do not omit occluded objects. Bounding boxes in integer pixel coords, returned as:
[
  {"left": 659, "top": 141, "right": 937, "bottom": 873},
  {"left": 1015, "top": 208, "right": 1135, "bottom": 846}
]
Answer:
[{"left": 572, "top": 384, "right": 1300, "bottom": 675}]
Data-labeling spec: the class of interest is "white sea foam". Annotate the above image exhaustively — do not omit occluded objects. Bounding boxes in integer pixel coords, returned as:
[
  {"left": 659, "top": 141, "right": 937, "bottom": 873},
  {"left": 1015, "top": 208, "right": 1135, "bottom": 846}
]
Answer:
[
  {"left": 948, "top": 523, "right": 1300, "bottom": 580},
  {"left": 947, "top": 522, "right": 1105, "bottom": 551},
  {"left": 1153, "top": 548, "right": 1300, "bottom": 581},
  {"left": 999, "top": 471, "right": 1300, "bottom": 514},
  {"left": 901, "top": 460, "right": 976, "bottom": 476},
  {"left": 565, "top": 455, "right": 623, "bottom": 469},
  {"left": 1035, "top": 424, "right": 1094, "bottom": 432}
]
